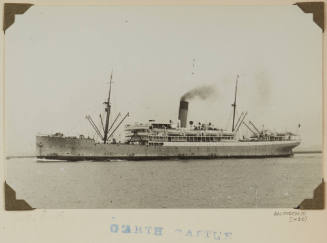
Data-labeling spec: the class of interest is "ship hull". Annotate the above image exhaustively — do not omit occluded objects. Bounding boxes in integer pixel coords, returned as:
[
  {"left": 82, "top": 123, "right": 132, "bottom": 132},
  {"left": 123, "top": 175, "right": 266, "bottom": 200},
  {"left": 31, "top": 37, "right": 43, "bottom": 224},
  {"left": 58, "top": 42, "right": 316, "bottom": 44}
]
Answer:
[{"left": 36, "top": 135, "right": 301, "bottom": 161}]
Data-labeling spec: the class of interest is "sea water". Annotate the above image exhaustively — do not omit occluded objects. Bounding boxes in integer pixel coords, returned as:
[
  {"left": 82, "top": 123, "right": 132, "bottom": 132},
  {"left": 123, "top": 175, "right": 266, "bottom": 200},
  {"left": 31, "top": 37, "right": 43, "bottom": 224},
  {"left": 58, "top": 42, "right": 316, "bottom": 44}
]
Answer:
[{"left": 5, "top": 153, "right": 323, "bottom": 208}]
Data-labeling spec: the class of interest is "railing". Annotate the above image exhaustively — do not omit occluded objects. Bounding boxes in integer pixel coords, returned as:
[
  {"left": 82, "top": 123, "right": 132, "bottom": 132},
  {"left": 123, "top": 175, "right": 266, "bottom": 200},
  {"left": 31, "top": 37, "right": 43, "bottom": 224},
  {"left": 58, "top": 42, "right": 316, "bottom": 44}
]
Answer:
[{"left": 147, "top": 135, "right": 235, "bottom": 143}]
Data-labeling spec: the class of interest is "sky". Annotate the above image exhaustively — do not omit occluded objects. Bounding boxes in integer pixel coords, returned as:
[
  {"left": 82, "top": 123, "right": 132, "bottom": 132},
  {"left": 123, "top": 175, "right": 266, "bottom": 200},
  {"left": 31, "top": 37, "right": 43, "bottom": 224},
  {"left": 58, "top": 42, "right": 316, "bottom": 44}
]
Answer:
[{"left": 4, "top": 5, "right": 322, "bottom": 155}]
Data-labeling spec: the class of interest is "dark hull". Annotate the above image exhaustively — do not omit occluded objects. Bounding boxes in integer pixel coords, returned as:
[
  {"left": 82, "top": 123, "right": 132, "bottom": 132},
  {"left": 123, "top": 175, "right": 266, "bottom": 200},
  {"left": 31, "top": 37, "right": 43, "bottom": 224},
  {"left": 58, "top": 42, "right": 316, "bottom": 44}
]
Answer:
[{"left": 37, "top": 154, "right": 294, "bottom": 161}]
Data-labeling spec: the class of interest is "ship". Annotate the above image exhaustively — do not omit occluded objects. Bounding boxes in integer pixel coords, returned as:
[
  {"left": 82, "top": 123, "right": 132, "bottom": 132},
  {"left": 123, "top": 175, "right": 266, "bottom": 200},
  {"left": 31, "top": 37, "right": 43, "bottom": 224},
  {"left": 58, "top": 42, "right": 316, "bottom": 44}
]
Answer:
[{"left": 36, "top": 74, "right": 301, "bottom": 161}]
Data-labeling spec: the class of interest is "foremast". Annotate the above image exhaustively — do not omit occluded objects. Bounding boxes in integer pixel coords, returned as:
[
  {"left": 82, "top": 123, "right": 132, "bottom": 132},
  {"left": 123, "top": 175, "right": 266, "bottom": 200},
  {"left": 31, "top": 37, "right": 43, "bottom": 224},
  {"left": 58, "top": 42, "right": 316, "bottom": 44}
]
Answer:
[{"left": 85, "top": 72, "right": 129, "bottom": 143}]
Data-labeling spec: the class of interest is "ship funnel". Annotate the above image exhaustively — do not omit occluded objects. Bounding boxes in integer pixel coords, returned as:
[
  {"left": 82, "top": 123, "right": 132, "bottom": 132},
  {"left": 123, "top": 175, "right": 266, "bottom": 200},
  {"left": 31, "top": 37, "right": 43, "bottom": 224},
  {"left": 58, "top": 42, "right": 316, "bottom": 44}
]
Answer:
[{"left": 178, "top": 100, "right": 188, "bottom": 128}]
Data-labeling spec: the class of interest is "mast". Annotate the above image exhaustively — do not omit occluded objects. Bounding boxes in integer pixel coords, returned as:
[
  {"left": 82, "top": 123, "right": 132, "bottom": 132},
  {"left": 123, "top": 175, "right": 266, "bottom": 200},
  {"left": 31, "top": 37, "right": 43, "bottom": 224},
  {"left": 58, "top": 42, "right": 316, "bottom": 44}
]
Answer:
[
  {"left": 103, "top": 72, "right": 113, "bottom": 143},
  {"left": 232, "top": 74, "right": 239, "bottom": 132}
]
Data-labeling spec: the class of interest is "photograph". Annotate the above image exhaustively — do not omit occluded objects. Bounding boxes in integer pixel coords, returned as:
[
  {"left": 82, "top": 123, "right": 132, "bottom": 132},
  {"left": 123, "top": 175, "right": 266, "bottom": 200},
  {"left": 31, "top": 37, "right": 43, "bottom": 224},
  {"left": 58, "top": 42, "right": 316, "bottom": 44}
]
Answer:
[{"left": 3, "top": 3, "right": 323, "bottom": 209}]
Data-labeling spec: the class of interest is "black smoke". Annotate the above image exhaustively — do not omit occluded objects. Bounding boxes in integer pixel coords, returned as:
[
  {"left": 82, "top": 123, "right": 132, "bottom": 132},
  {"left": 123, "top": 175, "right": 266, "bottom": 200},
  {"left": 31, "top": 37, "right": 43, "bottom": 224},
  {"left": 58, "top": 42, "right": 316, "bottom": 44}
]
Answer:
[{"left": 181, "top": 84, "right": 218, "bottom": 101}]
